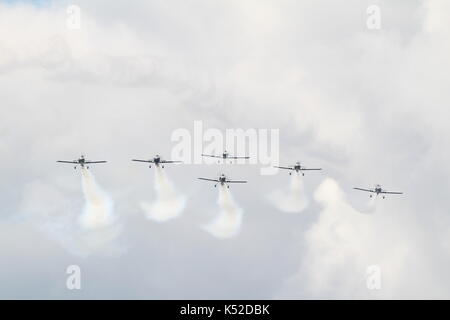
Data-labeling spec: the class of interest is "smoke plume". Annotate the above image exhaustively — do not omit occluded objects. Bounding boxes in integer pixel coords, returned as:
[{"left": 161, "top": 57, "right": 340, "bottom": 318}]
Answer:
[
  {"left": 203, "top": 185, "right": 243, "bottom": 239},
  {"left": 79, "top": 168, "right": 116, "bottom": 229},
  {"left": 140, "top": 166, "right": 186, "bottom": 222},
  {"left": 269, "top": 172, "right": 308, "bottom": 213},
  {"left": 23, "top": 168, "right": 123, "bottom": 256},
  {"left": 74, "top": 168, "right": 122, "bottom": 254}
]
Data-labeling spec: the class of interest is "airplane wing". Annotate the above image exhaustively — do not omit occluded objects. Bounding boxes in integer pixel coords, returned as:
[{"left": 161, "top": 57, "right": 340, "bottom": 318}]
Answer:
[
  {"left": 273, "top": 166, "right": 294, "bottom": 170},
  {"left": 198, "top": 178, "right": 219, "bottom": 182},
  {"left": 84, "top": 161, "right": 107, "bottom": 164},
  {"left": 226, "top": 180, "right": 247, "bottom": 183},
  {"left": 57, "top": 160, "right": 78, "bottom": 164},
  {"left": 380, "top": 191, "right": 403, "bottom": 194},
  {"left": 160, "top": 160, "right": 182, "bottom": 163},
  {"left": 132, "top": 159, "right": 154, "bottom": 163},
  {"left": 302, "top": 168, "right": 322, "bottom": 171},
  {"left": 228, "top": 156, "right": 250, "bottom": 159},
  {"left": 353, "top": 187, "right": 375, "bottom": 193},
  {"left": 201, "top": 154, "right": 221, "bottom": 158}
]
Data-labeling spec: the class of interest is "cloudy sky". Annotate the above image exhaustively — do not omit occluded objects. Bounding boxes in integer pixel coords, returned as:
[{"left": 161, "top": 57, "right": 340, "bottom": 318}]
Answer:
[{"left": 0, "top": 0, "right": 449, "bottom": 299}]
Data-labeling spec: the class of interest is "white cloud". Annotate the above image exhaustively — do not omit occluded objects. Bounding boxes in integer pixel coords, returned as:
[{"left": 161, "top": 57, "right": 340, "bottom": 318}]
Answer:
[
  {"left": 0, "top": 0, "right": 449, "bottom": 298},
  {"left": 277, "top": 178, "right": 450, "bottom": 299}
]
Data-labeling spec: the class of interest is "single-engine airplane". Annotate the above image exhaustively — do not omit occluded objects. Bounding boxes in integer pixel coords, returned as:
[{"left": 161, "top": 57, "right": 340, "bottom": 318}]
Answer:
[
  {"left": 353, "top": 184, "right": 403, "bottom": 199},
  {"left": 57, "top": 155, "right": 107, "bottom": 169},
  {"left": 198, "top": 174, "right": 247, "bottom": 188},
  {"left": 132, "top": 155, "right": 181, "bottom": 168},
  {"left": 201, "top": 150, "right": 249, "bottom": 163},
  {"left": 274, "top": 161, "right": 322, "bottom": 176}
]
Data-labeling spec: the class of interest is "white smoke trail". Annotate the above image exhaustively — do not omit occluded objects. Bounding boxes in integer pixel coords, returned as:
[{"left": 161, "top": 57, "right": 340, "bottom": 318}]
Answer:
[
  {"left": 23, "top": 169, "right": 123, "bottom": 256},
  {"left": 140, "top": 166, "right": 186, "bottom": 222},
  {"left": 76, "top": 167, "right": 122, "bottom": 254},
  {"left": 79, "top": 167, "right": 116, "bottom": 229},
  {"left": 203, "top": 185, "right": 243, "bottom": 239},
  {"left": 269, "top": 172, "right": 308, "bottom": 213}
]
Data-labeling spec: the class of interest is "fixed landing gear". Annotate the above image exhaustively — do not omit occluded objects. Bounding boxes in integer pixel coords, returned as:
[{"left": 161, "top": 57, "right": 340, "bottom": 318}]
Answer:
[
  {"left": 149, "top": 165, "right": 151, "bottom": 168},
  {"left": 214, "top": 184, "right": 217, "bottom": 187}
]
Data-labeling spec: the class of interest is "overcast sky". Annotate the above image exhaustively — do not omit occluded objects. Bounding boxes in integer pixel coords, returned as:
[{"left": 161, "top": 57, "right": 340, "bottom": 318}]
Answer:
[{"left": 0, "top": 0, "right": 449, "bottom": 299}]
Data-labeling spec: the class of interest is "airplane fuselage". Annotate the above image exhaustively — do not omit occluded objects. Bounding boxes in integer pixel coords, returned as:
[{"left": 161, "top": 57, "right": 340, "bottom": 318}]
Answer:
[
  {"left": 374, "top": 185, "right": 383, "bottom": 194},
  {"left": 288, "top": 163, "right": 304, "bottom": 175},
  {"left": 370, "top": 185, "right": 385, "bottom": 198}
]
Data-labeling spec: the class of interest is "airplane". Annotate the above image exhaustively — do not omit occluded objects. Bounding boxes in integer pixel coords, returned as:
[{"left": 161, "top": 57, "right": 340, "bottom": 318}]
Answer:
[
  {"left": 198, "top": 174, "right": 247, "bottom": 188},
  {"left": 353, "top": 184, "right": 403, "bottom": 199},
  {"left": 57, "top": 155, "right": 107, "bottom": 169},
  {"left": 274, "top": 161, "right": 322, "bottom": 176},
  {"left": 201, "top": 150, "right": 249, "bottom": 163},
  {"left": 132, "top": 155, "right": 181, "bottom": 168}
]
